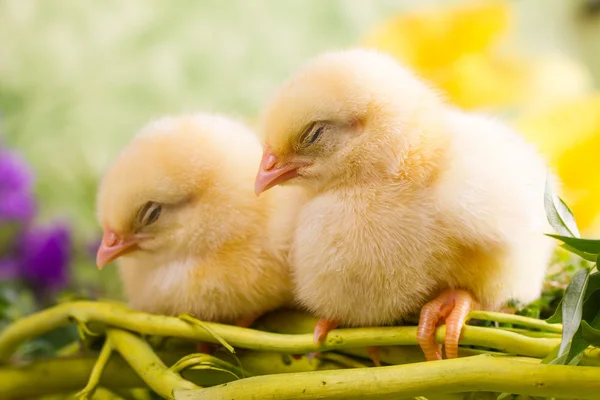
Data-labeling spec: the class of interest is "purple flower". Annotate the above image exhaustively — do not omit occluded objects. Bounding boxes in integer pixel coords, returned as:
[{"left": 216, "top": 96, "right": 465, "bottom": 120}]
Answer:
[
  {"left": 17, "top": 223, "right": 71, "bottom": 292},
  {"left": 0, "top": 258, "right": 19, "bottom": 281},
  {"left": 0, "top": 149, "right": 36, "bottom": 223}
]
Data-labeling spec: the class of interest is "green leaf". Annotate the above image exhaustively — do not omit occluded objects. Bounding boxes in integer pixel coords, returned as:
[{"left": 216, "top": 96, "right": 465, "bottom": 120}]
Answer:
[
  {"left": 565, "top": 327, "right": 588, "bottom": 364},
  {"left": 579, "top": 293, "right": 600, "bottom": 347},
  {"left": 544, "top": 175, "right": 580, "bottom": 238},
  {"left": 546, "top": 234, "right": 600, "bottom": 255},
  {"left": 556, "top": 268, "right": 590, "bottom": 357},
  {"left": 560, "top": 243, "right": 598, "bottom": 262},
  {"left": 546, "top": 272, "right": 600, "bottom": 327},
  {"left": 558, "top": 287, "right": 600, "bottom": 364},
  {"left": 581, "top": 320, "right": 600, "bottom": 346},
  {"left": 542, "top": 343, "right": 562, "bottom": 364},
  {"left": 583, "top": 272, "right": 600, "bottom": 303},
  {"left": 545, "top": 297, "right": 563, "bottom": 324}
]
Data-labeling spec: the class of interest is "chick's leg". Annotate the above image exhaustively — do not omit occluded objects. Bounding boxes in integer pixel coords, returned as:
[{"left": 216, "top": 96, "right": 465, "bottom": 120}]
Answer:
[
  {"left": 417, "top": 289, "right": 474, "bottom": 361},
  {"left": 302, "top": 319, "right": 339, "bottom": 362},
  {"left": 314, "top": 319, "right": 339, "bottom": 343}
]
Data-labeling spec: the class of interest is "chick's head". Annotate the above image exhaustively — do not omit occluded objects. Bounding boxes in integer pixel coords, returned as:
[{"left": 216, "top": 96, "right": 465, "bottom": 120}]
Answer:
[
  {"left": 96, "top": 115, "right": 262, "bottom": 269},
  {"left": 255, "top": 48, "right": 443, "bottom": 195}
]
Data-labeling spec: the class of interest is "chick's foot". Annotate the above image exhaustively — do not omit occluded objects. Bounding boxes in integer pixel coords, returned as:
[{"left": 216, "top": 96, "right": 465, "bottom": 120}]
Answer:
[
  {"left": 417, "top": 288, "right": 474, "bottom": 361},
  {"left": 367, "top": 346, "right": 381, "bottom": 367},
  {"left": 313, "top": 319, "right": 339, "bottom": 343},
  {"left": 291, "top": 319, "right": 338, "bottom": 362}
]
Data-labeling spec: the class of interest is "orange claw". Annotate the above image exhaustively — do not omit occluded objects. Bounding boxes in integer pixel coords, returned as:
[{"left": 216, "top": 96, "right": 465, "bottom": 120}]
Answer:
[
  {"left": 417, "top": 289, "right": 474, "bottom": 361},
  {"left": 367, "top": 346, "right": 381, "bottom": 367},
  {"left": 235, "top": 315, "right": 259, "bottom": 329},
  {"left": 196, "top": 342, "right": 214, "bottom": 354},
  {"left": 314, "top": 319, "right": 339, "bottom": 343}
]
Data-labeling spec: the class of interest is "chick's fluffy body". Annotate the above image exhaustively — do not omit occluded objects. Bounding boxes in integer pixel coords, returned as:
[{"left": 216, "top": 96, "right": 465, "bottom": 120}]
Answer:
[
  {"left": 97, "top": 115, "right": 300, "bottom": 322},
  {"left": 263, "top": 50, "right": 554, "bottom": 327}
]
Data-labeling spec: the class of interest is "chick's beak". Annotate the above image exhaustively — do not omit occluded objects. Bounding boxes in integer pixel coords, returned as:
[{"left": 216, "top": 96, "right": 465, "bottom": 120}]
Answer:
[
  {"left": 96, "top": 229, "right": 139, "bottom": 270},
  {"left": 254, "top": 150, "right": 307, "bottom": 196}
]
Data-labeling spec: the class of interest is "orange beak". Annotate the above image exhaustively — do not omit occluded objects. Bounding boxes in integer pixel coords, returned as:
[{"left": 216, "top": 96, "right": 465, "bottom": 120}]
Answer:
[
  {"left": 254, "top": 150, "right": 308, "bottom": 196},
  {"left": 96, "top": 229, "right": 140, "bottom": 270}
]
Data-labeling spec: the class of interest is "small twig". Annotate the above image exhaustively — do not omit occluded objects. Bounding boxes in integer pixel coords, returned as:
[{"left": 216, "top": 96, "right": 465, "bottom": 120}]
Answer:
[
  {"left": 169, "top": 353, "right": 249, "bottom": 378},
  {"left": 497, "top": 327, "right": 561, "bottom": 338},
  {"left": 75, "top": 339, "right": 113, "bottom": 399},
  {"left": 178, "top": 313, "right": 234, "bottom": 353},
  {"left": 107, "top": 329, "right": 199, "bottom": 399},
  {"left": 469, "top": 310, "right": 562, "bottom": 333}
]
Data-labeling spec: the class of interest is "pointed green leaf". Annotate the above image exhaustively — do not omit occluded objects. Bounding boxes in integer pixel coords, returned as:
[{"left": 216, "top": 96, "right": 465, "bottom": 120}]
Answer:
[
  {"left": 560, "top": 244, "right": 598, "bottom": 262},
  {"left": 544, "top": 175, "right": 580, "bottom": 238},
  {"left": 583, "top": 272, "right": 600, "bottom": 303},
  {"left": 568, "top": 351, "right": 585, "bottom": 366},
  {"left": 546, "top": 234, "right": 600, "bottom": 254},
  {"left": 581, "top": 320, "right": 600, "bottom": 346},
  {"left": 542, "top": 342, "right": 560, "bottom": 364},
  {"left": 580, "top": 293, "right": 600, "bottom": 347},
  {"left": 544, "top": 261, "right": 598, "bottom": 326},
  {"left": 556, "top": 268, "right": 590, "bottom": 357},
  {"left": 545, "top": 298, "right": 563, "bottom": 324},
  {"left": 565, "top": 327, "right": 588, "bottom": 365}
]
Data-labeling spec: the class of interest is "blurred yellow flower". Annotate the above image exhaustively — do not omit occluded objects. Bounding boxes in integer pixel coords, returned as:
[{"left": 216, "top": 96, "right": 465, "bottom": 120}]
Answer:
[
  {"left": 516, "top": 95, "right": 600, "bottom": 235},
  {"left": 362, "top": 0, "right": 524, "bottom": 109},
  {"left": 362, "top": 0, "right": 592, "bottom": 111},
  {"left": 363, "top": 0, "right": 509, "bottom": 71}
]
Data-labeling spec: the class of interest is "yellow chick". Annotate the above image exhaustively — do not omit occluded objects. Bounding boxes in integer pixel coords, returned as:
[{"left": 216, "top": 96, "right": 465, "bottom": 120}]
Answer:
[
  {"left": 96, "top": 114, "right": 301, "bottom": 328},
  {"left": 254, "top": 49, "right": 554, "bottom": 362}
]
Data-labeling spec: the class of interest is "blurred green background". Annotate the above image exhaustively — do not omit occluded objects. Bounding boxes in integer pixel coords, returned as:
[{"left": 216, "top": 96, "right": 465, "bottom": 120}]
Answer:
[{"left": 0, "top": 0, "right": 599, "bottom": 299}]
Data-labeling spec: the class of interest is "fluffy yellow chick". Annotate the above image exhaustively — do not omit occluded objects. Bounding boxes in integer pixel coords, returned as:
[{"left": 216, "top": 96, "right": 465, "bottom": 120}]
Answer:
[
  {"left": 254, "top": 49, "right": 554, "bottom": 362},
  {"left": 96, "top": 114, "right": 301, "bottom": 328}
]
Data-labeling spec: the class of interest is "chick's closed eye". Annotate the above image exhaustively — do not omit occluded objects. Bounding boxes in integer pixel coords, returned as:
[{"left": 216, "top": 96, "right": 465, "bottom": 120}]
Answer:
[
  {"left": 300, "top": 122, "right": 328, "bottom": 147},
  {"left": 137, "top": 201, "right": 162, "bottom": 227}
]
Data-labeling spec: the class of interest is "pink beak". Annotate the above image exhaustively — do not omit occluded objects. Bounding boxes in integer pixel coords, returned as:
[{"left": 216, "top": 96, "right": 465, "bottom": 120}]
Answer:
[
  {"left": 254, "top": 150, "right": 307, "bottom": 196},
  {"left": 96, "top": 229, "right": 139, "bottom": 270}
]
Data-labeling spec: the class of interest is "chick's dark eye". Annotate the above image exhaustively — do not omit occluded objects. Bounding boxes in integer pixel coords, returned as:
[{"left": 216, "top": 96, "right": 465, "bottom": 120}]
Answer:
[
  {"left": 139, "top": 202, "right": 162, "bottom": 226},
  {"left": 308, "top": 125, "right": 325, "bottom": 145}
]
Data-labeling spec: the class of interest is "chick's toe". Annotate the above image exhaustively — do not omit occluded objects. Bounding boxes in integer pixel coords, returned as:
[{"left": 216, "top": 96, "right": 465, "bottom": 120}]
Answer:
[
  {"left": 417, "top": 288, "right": 475, "bottom": 361},
  {"left": 314, "top": 319, "right": 339, "bottom": 343}
]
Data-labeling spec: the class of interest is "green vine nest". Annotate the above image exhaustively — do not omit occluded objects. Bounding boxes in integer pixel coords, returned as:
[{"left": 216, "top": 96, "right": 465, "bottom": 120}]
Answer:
[{"left": 1, "top": 300, "right": 599, "bottom": 399}]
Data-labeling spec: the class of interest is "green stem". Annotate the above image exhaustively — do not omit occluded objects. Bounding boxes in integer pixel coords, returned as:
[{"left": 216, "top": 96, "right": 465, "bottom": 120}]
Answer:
[
  {"left": 469, "top": 311, "right": 562, "bottom": 333},
  {"left": 168, "top": 353, "right": 249, "bottom": 378},
  {"left": 498, "top": 327, "right": 561, "bottom": 338},
  {"left": 173, "top": 355, "right": 600, "bottom": 400},
  {"left": 0, "top": 301, "right": 560, "bottom": 361},
  {"left": 316, "top": 352, "right": 369, "bottom": 368},
  {"left": 0, "top": 350, "right": 343, "bottom": 398},
  {"left": 76, "top": 338, "right": 113, "bottom": 399},
  {"left": 0, "top": 354, "right": 150, "bottom": 398},
  {"left": 106, "top": 329, "right": 199, "bottom": 399},
  {"left": 341, "top": 346, "right": 500, "bottom": 366}
]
